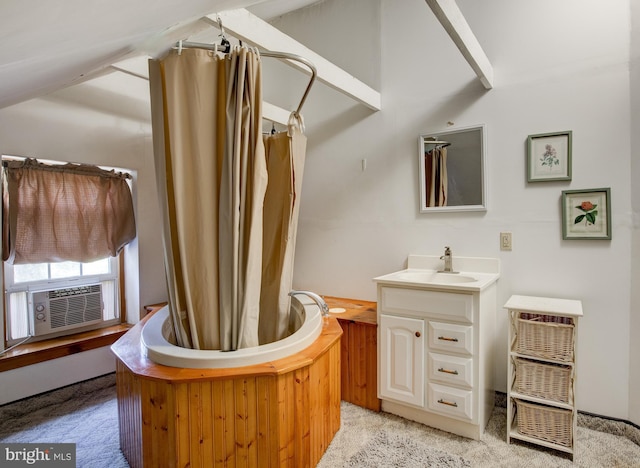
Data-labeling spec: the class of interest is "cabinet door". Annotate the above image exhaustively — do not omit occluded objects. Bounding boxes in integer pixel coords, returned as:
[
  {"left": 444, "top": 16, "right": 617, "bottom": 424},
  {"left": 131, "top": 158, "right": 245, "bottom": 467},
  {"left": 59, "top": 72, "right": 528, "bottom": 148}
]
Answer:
[{"left": 379, "top": 314, "right": 425, "bottom": 407}]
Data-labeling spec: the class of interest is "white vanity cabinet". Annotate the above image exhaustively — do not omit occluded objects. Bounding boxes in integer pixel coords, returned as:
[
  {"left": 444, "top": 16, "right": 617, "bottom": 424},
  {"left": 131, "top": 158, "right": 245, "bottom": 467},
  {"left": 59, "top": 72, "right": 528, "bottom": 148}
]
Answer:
[{"left": 375, "top": 255, "right": 499, "bottom": 441}]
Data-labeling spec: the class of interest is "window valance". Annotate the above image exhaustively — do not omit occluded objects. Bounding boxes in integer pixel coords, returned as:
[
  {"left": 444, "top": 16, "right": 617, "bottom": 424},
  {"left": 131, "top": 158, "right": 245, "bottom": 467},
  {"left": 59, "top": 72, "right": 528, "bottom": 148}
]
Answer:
[{"left": 2, "top": 158, "right": 136, "bottom": 264}]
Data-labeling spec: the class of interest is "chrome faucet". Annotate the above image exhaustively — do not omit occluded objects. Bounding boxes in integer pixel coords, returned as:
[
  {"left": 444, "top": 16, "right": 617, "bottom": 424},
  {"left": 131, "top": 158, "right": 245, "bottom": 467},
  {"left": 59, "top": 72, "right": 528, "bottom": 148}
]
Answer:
[
  {"left": 289, "top": 290, "right": 330, "bottom": 316},
  {"left": 439, "top": 246, "right": 455, "bottom": 273}
]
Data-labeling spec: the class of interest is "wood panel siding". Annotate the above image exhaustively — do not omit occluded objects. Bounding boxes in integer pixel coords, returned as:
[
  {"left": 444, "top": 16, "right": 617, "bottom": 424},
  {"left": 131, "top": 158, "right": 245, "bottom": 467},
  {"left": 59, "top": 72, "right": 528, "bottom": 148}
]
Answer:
[
  {"left": 112, "top": 312, "right": 342, "bottom": 468},
  {"left": 325, "top": 297, "right": 381, "bottom": 412}
]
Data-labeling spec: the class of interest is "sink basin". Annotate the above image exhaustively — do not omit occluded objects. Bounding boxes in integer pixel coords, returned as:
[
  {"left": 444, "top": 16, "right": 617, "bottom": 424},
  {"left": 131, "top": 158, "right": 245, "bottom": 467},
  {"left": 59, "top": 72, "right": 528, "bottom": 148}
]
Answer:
[
  {"left": 393, "top": 271, "right": 477, "bottom": 284},
  {"left": 373, "top": 255, "right": 500, "bottom": 291}
]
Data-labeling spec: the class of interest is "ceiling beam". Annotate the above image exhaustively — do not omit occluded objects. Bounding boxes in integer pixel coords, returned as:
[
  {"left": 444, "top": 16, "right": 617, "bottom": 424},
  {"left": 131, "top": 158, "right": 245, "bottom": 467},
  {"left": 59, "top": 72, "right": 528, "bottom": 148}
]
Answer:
[
  {"left": 110, "top": 56, "right": 292, "bottom": 125},
  {"left": 425, "top": 0, "right": 494, "bottom": 89},
  {"left": 262, "top": 101, "right": 291, "bottom": 125},
  {"left": 110, "top": 57, "right": 149, "bottom": 80},
  {"left": 207, "top": 9, "right": 382, "bottom": 111}
]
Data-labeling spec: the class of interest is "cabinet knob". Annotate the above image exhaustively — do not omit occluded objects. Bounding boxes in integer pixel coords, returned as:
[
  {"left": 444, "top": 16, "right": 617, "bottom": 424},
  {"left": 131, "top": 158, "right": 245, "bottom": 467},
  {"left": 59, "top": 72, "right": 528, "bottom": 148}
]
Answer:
[{"left": 415, "top": 331, "right": 421, "bottom": 337}]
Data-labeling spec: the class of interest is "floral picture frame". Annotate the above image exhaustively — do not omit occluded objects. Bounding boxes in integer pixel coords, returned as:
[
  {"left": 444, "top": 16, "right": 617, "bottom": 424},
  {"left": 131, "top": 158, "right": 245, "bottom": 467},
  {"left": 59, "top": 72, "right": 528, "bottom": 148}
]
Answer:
[
  {"left": 527, "top": 131, "right": 572, "bottom": 182},
  {"left": 561, "top": 188, "right": 611, "bottom": 240}
]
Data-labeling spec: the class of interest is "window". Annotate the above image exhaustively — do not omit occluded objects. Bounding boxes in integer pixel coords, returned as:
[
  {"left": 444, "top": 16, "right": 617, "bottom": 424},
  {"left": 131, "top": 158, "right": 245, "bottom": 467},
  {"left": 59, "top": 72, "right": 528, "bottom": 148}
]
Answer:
[
  {"left": 4, "top": 257, "right": 120, "bottom": 342},
  {"left": 2, "top": 156, "right": 135, "bottom": 345}
]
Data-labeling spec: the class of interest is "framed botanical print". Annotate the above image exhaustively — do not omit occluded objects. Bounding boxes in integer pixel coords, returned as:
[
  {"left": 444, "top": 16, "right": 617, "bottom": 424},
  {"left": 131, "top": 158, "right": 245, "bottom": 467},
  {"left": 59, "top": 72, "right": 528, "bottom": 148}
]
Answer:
[
  {"left": 561, "top": 188, "right": 611, "bottom": 240},
  {"left": 527, "top": 131, "right": 572, "bottom": 182}
]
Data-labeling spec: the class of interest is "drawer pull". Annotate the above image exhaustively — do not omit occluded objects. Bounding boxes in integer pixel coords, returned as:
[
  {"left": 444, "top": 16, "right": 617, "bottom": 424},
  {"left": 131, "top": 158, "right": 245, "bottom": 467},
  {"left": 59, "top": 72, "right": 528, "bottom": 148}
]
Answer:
[
  {"left": 438, "top": 336, "right": 459, "bottom": 342},
  {"left": 437, "top": 398, "right": 458, "bottom": 407},
  {"left": 438, "top": 367, "right": 459, "bottom": 375},
  {"left": 415, "top": 331, "right": 421, "bottom": 337}
]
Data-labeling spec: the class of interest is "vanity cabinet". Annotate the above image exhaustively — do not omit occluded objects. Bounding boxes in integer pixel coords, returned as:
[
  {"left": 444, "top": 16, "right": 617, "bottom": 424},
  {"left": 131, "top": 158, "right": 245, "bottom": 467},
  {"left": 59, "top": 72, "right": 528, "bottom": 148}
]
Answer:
[
  {"left": 376, "top": 283, "right": 497, "bottom": 440},
  {"left": 504, "top": 295, "right": 582, "bottom": 460}
]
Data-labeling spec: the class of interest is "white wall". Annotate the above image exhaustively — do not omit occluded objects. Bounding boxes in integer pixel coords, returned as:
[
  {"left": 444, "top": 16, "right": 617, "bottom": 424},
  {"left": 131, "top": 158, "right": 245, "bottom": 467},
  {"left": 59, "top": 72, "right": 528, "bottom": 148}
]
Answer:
[
  {"left": 275, "top": 0, "right": 635, "bottom": 420},
  {"left": 629, "top": 0, "right": 640, "bottom": 425},
  {"left": 0, "top": 347, "right": 115, "bottom": 405},
  {"left": 0, "top": 73, "right": 167, "bottom": 401},
  {"left": 0, "top": 76, "right": 166, "bottom": 318}
]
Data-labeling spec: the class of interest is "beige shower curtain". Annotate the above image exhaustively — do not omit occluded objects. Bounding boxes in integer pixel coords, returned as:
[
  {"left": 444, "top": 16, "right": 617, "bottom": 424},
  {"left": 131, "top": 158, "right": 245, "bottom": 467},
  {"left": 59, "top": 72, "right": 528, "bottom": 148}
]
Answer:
[
  {"left": 425, "top": 147, "right": 448, "bottom": 207},
  {"left": 149, "top": 47, "right": 306, "bottom": 351},
  {"left": 259, "top": 114, "right": 306, "bottom": 344}
]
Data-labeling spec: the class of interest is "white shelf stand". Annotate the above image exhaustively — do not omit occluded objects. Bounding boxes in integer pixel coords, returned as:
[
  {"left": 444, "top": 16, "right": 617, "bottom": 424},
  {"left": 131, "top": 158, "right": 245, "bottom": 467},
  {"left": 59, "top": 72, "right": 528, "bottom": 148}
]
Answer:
[{"left": 504, "top": 294, "right": 583, "bottom": 460}]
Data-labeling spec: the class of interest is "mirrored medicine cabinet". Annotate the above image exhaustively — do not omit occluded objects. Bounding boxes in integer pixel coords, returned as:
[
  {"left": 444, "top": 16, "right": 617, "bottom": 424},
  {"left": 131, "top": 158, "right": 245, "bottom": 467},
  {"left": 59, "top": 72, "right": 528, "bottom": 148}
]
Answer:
[{"left": 419, "top": 124, "right": 486, "bottom": 213}]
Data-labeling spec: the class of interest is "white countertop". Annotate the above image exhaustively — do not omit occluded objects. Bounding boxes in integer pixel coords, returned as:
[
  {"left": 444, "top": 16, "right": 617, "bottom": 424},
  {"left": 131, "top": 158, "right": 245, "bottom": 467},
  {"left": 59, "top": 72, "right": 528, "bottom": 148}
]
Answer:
[
  {"left": 373, "top": 255, "right": 500, "bottom": 292},
  {"left": 373, "top": 268, "right": 499, "bottom": 292}
]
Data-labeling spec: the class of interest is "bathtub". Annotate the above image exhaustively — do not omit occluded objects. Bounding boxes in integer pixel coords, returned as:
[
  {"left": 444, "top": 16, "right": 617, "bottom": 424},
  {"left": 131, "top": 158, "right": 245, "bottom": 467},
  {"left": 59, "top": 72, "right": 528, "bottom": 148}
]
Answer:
[
  {"left": 141, "top": 295, "right": 323, "bottom": 368},
  {"left": 112, "top": 295, "right": 341, "bottom": 468}
]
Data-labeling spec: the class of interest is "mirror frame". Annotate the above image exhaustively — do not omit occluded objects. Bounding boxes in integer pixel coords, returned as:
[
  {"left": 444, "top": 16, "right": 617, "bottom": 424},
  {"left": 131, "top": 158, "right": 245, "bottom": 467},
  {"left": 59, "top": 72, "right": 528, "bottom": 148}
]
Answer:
[{"left": 418, "top": 124, "right": 487, "bottom": 213}]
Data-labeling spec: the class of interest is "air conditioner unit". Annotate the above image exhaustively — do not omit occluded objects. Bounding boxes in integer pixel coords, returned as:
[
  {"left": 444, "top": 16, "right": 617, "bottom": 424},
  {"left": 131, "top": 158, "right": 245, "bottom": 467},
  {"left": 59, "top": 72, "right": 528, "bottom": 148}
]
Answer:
[{"left": 29, "top": 284, "right": 104, "bottom": 337}]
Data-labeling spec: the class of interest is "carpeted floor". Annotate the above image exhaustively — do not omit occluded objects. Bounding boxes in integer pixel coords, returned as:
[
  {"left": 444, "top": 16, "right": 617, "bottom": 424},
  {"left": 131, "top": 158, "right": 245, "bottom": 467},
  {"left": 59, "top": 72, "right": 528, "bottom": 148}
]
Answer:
[
  {"left": 1, "top": 373, "right": 639, "bottom": 467},
  {"left": 0, "top": 374, "right": 129, "bottom": 468},
  {"left": 321, "top": 399, "right": 640, "bottom": 467}
]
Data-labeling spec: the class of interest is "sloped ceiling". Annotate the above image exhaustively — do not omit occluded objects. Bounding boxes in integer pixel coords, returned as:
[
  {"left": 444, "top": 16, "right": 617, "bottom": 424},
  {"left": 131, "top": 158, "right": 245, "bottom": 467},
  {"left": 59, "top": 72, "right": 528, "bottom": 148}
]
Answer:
[{"left": 0, "top": 0, "right": 320, "bottom": 109}]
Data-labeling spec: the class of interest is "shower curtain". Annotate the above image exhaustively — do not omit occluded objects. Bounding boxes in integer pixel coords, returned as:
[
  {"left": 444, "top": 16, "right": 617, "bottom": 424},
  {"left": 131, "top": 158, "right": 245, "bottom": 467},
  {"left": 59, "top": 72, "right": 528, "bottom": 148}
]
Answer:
[
  {"left": 260, "top": 114, "right": 306, "bottom": 344},
  {"left": 425, "top": 147, "right": 448, "bottom": 207},
  {"left": 149, "top": 47, "right": 306, "bottom": 351}
]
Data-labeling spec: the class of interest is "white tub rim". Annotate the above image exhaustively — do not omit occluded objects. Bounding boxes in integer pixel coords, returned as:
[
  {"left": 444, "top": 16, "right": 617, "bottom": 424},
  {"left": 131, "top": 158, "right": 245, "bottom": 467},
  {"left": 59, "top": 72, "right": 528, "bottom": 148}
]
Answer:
[{"left": 141, "top": 297, "right": 323, "bottom": 369}]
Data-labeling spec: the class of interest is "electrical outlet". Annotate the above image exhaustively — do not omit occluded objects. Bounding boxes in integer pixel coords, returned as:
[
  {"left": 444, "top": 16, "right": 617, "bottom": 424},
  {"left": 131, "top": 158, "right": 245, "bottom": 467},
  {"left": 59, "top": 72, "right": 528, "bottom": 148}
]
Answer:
[{"left": 500, "top": 232, "right": 512, "bottom": 251}]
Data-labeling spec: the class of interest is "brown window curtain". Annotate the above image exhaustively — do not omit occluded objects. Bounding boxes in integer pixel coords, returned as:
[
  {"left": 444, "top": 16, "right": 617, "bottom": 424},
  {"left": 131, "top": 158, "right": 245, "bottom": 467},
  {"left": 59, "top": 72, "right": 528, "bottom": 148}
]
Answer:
[{"left": 2, "top": 158, "right": 136, "bottom": 264}]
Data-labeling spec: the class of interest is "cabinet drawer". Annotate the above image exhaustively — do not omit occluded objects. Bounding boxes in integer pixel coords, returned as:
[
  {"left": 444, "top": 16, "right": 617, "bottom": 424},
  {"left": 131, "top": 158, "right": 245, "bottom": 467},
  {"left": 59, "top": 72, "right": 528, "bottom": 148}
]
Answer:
[
  {"left": 380, "top": 287, "right": 473, "bottom": 323},
  {"left": 428, "top": 321, "right": 473, "bottom": 355},
  {"left": 428, "top": 352, "right": 473, "bottom": 388},
  {"left": 427, "top": 383, "right": 473, "bottom": 421}
]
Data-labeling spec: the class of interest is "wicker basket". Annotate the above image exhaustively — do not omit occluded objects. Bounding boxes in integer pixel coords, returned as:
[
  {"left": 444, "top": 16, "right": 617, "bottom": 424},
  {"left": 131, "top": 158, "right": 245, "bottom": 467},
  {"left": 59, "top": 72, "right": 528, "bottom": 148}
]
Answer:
[
  {"left": 514, "top": 399, "right": 573, "bottom": 447},
  {"left": 515, "top": 314, "right": 575, "bottom": 361},
  {"left": 513, "top": 357, "right": 573, "bottom": 404}
]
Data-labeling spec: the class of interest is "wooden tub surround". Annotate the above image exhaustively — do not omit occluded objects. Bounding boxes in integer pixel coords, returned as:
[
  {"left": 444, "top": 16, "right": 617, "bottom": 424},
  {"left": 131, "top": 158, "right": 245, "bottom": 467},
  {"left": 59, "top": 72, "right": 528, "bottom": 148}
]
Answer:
[
  {"left": 112, "top": 309, "right": 342, "bottom": 468},
  {"left": 325, "top": 297, "right": 381, "bottom": 412}
]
